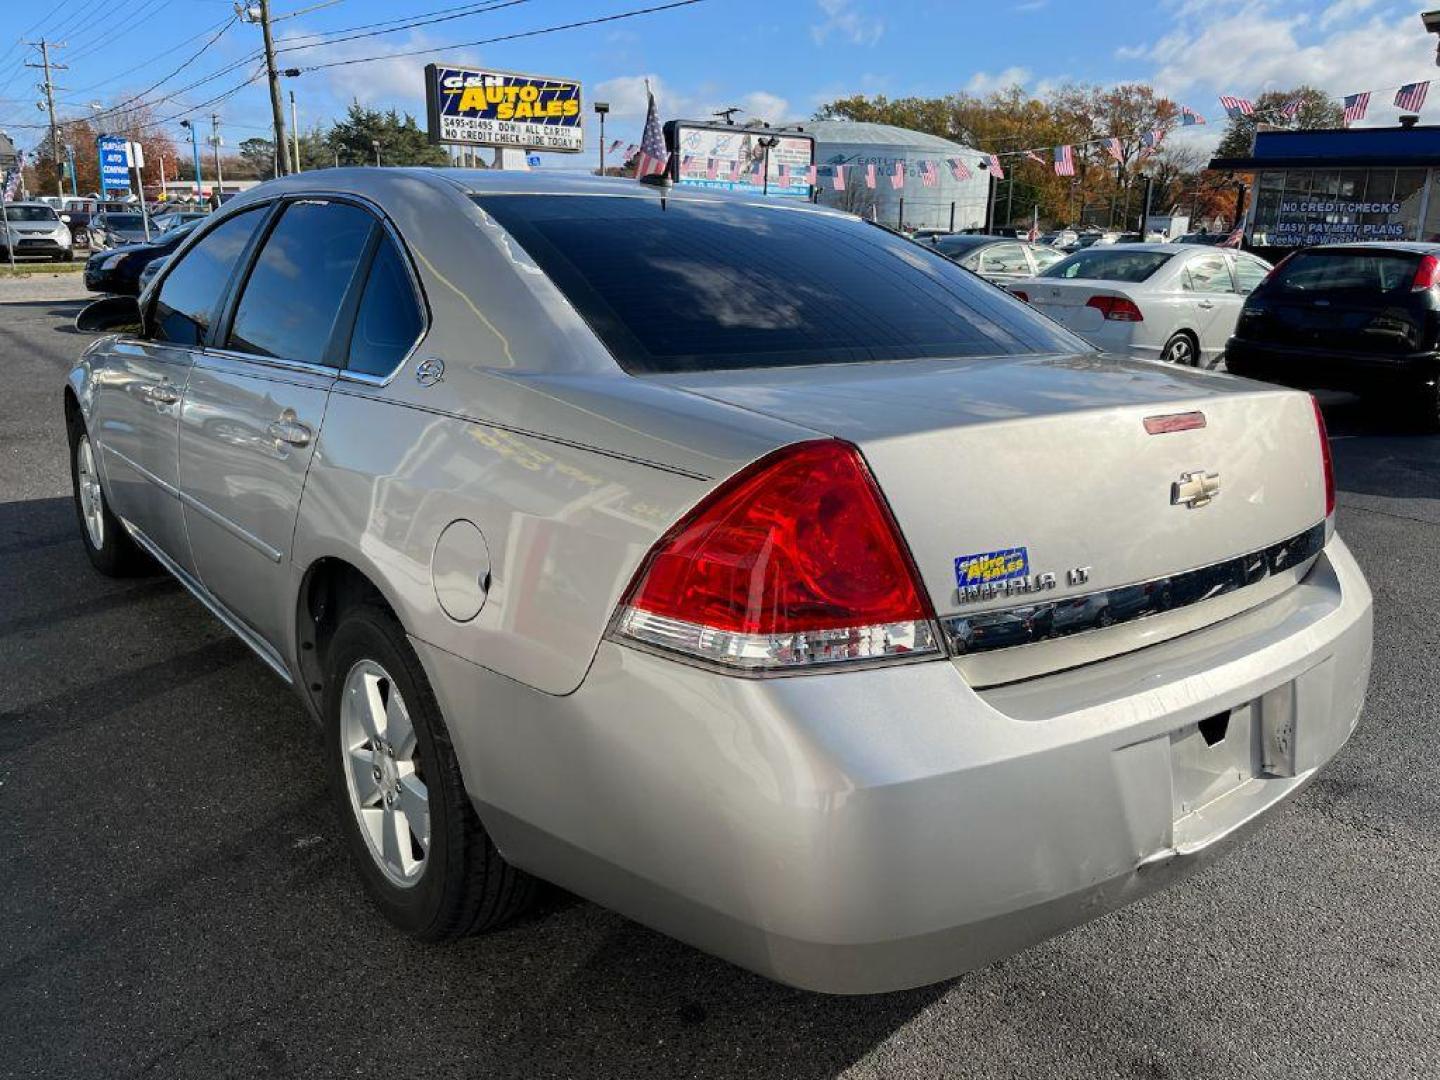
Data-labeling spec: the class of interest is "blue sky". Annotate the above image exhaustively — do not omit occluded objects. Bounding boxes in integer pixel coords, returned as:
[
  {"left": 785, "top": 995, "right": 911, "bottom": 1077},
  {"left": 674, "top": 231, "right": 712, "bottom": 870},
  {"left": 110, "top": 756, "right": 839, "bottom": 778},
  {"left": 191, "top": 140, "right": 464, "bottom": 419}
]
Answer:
[{"left": 1, "top": 0, "right": 1436, "bottom": 166}]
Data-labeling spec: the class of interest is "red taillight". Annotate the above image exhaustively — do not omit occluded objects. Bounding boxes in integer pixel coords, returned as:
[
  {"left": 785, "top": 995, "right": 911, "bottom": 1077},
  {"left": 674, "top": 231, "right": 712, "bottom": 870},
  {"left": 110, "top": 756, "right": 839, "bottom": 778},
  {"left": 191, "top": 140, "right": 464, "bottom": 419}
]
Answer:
[
  {"left": 1011, "top": 289, "right": 1029, "bottom": 303},
  {"left": 1086, "top": 295, "right": 1144, "bottom": 321},
  {"left": 1312, "top": 395, "right": 1335, "bottom": 517},
  {"left": 614, "top": 440, "right": 939, "bottom": 671},
  {"left": 1412, "top": 253, "right": 1439, "bottom": 291}
]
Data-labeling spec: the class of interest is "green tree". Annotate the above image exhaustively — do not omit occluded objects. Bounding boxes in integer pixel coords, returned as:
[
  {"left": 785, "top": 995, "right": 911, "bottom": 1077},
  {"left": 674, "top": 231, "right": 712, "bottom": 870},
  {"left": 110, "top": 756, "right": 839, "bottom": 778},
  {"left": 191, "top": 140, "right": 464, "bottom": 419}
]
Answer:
[
  {"left": 238, "top": 137, "right": 276, "bottom": 179},
  {"left": 326, "top": 102, "right": 448, "bottom": 167},
  {"left": 1215, "top": 87, "right": 1342, "bottom": 159}
]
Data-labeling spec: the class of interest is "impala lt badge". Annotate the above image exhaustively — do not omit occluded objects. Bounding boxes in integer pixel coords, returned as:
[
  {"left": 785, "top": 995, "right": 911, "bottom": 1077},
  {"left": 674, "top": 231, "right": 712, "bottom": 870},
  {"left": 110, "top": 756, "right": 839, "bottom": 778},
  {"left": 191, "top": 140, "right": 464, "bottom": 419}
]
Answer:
[{"left": 1172, "top": 469, "right": 1220, "bottom": 509}]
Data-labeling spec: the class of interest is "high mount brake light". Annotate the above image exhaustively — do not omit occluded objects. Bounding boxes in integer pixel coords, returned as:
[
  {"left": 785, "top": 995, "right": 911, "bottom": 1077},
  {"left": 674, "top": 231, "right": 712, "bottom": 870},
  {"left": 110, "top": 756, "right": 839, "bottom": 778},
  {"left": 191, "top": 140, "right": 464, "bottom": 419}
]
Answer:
[
  {"left": 1311, "top": 396, "right": 1335, "bottom": 517},
  {"left": 1086, "top": 295, "right": 1143, "bottom": 321},
  {"left": 613, "top": 440, "right": 940, "bottom": 672}
]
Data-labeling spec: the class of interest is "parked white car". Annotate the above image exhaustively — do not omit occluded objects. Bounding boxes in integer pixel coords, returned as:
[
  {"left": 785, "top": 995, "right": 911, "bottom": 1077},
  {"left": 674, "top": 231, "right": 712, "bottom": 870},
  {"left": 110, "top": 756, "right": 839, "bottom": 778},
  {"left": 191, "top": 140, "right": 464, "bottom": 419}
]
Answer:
[{"left": 1010, "top": 244, "right": 1272, "bottom": 368}]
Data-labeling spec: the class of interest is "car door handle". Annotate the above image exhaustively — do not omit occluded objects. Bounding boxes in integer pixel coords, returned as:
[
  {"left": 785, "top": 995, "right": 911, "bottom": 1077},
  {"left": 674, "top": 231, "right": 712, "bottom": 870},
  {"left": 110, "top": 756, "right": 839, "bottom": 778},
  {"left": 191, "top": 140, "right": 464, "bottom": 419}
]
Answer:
[
  {"left": 267, "top": 418, "right": 313, "bottom": 447},
  {"left": 143, "top": 383, "right": 180, "bottom": 405},
  {"left": 1196, "top": 300, "right": 1215, "bottom": 309}
]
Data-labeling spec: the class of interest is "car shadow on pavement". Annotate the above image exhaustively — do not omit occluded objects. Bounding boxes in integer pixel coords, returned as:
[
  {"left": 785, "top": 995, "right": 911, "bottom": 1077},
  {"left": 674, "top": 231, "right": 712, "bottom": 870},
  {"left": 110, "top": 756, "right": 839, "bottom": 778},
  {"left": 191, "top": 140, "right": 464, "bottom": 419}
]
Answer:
[
  {"left": 1316, "top": 393, "right": 1440, "bottom": 507},
  {"left": 0, "top": 494, "right": 952, "bottom": 1080}
]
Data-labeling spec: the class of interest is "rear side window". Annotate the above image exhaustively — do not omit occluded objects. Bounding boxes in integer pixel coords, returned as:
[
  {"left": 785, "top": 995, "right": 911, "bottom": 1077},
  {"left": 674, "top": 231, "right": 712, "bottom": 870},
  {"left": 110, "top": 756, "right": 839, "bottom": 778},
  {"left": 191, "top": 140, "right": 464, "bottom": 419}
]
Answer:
[
  {"left": 1029, "top": 245, "right": 1064, "bottom": 271},
  {"left": 1041, "top": 249, "right": 1174, "bottom": 282},
  {"left": 1183, "top": 254, "right": 1235, "bottom": 294},
  {"left": 979, "top": 243, "right": 1029, "bottom": 275},
  {"left": 151, "top": 205, "right": 267, "bottom": 346},
  {"left": 475, "top": 195, "right": 1083, "bottom": 373},
  {"left": 347, "top": 237, "right": 424, "bottom": 377},
  {"left": 1232, "top": 256, "right": 1271, "bottom": 295},
  {"left": 228, "top": 200, "right": 374, "bottom": 366},
  {"left": 1270, "top": 251, "right": 1421, "bottom": 295}
]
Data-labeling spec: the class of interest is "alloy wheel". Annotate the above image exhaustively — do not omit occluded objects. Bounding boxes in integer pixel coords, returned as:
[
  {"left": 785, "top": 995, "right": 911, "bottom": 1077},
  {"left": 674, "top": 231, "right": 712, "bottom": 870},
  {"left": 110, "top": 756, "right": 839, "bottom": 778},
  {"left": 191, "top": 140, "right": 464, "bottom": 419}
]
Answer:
[
  {"left": 75, "top": 434, "right": 105, "bottom": 550},
  {"left": 1164, "top": 336, "right": 1196, "bottom": 366},
  {"left": 340, "top": 659, "right": 430, "bottom": 887}
]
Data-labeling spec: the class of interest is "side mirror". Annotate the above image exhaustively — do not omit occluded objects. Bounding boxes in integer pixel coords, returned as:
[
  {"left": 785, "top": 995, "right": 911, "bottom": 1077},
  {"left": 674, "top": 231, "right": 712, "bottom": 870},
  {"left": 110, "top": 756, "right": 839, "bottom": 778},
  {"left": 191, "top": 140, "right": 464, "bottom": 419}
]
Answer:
[
  {"left": 60, "top": 213, "right": 71, "bottom": 223},
  {"left": 76, "top": 294, "right": 143, "bottom": 335}
]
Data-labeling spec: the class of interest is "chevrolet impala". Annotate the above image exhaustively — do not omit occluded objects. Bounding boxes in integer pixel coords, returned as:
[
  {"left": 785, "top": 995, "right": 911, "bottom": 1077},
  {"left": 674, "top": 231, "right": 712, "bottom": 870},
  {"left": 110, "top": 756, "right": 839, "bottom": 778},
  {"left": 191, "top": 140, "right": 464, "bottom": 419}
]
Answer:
[{"left": 65, "top": 170, "right": 1373, "bottom": 993}]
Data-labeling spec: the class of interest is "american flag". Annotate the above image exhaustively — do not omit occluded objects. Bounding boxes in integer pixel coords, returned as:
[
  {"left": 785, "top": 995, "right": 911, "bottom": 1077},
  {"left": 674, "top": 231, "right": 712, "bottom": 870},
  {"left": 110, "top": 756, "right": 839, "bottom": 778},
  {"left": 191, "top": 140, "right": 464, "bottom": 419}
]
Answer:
[
  {"left": 865, "top": 164, "right": 877, "bottom": 189},
  {"left": 1342, "top": 91, "right": 1370, "bottom": 125},
  {"left": 987, "top": 154, "right": 1004, "bottom": 179},
  {"left": 607, "top": 139, "right": 625, "bottom": 155},
  {"left": 889, "top": 161, "right": 905, "bottom": 189},
  {"left": 1219, "top": 95, "right": 1254, "bottom": 118},
  {"left": 705, "top": 158, "right": 717, "bottom": 179},
  {"left": 947, "top": 157, "right": 971, "bottom": 181},
  {"left": 1024, "top": 149, "right": 1046, "bottom": 165},
  {"left": 1219, "top": 224, "right": 1245, "bottom": 248},
  {"left": 728, "top": 159, "right": 741, "bottom": 182},
  {"left": 680, "top": 155, "right": 694, "bottom": 173},
  {"left": 1103, "top": 137, "right": 1123, "bottom": 163},
  {"left": 921, "top": 160, "right": 938, "bottom": 187},
  {"left": 831, "top": 164, "right": 846, "bottom": 190},
  {"left": 2, "top": 152, "right": 22, "bottom": 201},
  {"left": 1181, "top": 106, "right": 1206, "bottom": 126},
  {"left": 634, "top": 83, "right": 667, "bottom": 180},
  {"left": 1279, "top": 97, "right": 1304, "bottom": 119},
  {"left": 1053, "top": 144, "right": 1075, "bottom": 176},
  {"left": 1395, "top": 81, "right": 1430, "bottom": 113},
  {"left": 805, "top": 164, "right": 817, "bottom": 187}
]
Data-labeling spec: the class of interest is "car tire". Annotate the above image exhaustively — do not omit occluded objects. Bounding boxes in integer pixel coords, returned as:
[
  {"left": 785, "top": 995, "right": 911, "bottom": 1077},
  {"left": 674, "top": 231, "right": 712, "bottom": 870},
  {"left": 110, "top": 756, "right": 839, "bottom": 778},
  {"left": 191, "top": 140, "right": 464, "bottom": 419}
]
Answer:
[
  {"left": 323, "top": 602, "right": 536, "bottom": 939},
  {"left": 1160, "top": 331, "right": 1200, "bottom": 367},
  {"left": 67, "top": 418, "right": 151, "bottom": 576}
]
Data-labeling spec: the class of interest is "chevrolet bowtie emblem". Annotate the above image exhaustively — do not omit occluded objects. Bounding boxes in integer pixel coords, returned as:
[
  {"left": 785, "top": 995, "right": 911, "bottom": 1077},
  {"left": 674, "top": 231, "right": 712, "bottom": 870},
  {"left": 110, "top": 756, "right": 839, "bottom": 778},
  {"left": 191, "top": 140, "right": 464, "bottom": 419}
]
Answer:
[{"left": 1172, "top": 470, "right": 1220, "bottom": 509}]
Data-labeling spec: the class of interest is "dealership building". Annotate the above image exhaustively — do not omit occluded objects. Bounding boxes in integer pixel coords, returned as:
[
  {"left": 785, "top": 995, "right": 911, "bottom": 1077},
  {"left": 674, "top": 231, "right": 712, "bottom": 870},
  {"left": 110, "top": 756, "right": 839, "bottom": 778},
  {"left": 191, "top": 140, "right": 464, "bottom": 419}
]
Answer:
[
  {"left": 803, "top": 121, "right": 994, "bottom": 232},
  {"left": 1211, "top": 120, "right": 1440, "bottom": 250}
]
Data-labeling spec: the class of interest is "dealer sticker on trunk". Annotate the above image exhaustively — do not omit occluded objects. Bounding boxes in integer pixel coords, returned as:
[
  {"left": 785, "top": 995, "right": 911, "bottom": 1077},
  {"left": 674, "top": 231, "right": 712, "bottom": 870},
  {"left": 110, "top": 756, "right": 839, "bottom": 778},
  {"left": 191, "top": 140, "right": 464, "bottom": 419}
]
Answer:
[{"left": 955, "top": 547, "right": 1030, "bottom": 588}]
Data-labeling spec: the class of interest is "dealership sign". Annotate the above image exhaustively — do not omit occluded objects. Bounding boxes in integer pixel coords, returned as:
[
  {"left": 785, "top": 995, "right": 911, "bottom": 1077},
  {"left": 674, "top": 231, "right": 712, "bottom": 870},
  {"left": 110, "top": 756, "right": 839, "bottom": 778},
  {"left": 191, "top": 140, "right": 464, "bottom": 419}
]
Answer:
[
  {"left": 424, "top": 65, "right": 582, "bottom": 153},
  {"left": 98, "top": 136, "right": 131, "bottom": 192}
]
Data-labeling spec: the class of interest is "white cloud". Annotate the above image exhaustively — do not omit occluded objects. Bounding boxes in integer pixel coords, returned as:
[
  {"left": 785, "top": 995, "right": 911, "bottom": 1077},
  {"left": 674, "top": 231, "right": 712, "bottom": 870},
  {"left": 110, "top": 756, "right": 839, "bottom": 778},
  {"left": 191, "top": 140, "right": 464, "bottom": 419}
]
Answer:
[
  {"left": 1318, "top": 0, "right": 1378, "bottom": 31},
  {"left": 738, "top": 90, "right": 790, "bottom": 125},
  {"left": 591, "top": 75, "right": 791, "bottom": 142},
  {"left": 965, "top": 67, "right": 1032, "bottom": 95},
  {"left": 291, "top": 28, "right": 480, "bottom": 112},
  {"left": 1132, "top": 2, "right": 1432, "bottom": 120},
  {"left": 810, "top": 0, "right": 885, "bottom": 46},
  {"left": 1014, "top": 0, "right": 1049, "bottom": 10}
]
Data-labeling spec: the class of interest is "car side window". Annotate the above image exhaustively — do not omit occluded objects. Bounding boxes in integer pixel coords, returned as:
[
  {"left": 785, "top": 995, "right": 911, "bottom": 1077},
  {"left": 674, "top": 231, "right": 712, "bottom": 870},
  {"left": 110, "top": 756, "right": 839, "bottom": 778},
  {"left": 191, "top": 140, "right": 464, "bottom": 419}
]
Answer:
[
  {"left": 346, "top": 236, "right": 424, "bottom": 377},
  {"left": 1028, "top": 245, "right": 1064, "bottom": 272},
  {"left": 150, "top": 205, "right": 267, "bottom": 347},
  {"left": 1232, "top": 256, "right": 1270, "bottom": 295},
  {"left": 227, "top": 200, "right": 375, "bottom": 367},
  {"left": 1184, "top": 254, "right": 1235, "bottom": 294},
  {"left": 980, "top": 243, "right": 1028, "bottom": 275}
]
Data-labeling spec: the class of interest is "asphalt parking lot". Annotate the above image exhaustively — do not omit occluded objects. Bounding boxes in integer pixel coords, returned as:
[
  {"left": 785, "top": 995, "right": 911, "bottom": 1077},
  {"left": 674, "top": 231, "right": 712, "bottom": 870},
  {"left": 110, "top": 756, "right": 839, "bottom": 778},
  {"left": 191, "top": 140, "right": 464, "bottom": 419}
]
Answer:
[{"left": 2, "top": 285, "right": 1437, "bottom": 1080}]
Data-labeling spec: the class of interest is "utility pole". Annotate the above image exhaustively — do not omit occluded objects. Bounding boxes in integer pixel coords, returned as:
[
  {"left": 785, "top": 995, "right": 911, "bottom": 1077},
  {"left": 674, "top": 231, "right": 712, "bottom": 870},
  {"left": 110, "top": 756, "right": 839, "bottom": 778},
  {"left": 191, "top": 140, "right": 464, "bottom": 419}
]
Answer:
[
  {"left": 23, "top": 39, "right": 66, "bottom": 197},
  {"left": 210, "top": 113, "right": 224, "bottom": 199},
  {"left": 245, "top": 0, "right": 292, "bottom": 175},
  {"left": 290, "top": 89, "right": 301, "bottom": 173}
]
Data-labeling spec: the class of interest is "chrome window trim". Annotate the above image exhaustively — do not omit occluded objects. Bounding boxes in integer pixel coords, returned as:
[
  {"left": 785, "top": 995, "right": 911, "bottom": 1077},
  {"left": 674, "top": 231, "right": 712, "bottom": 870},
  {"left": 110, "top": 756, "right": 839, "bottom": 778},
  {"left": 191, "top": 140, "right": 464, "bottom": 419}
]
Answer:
[
  {"left": 942, "top": 522, "right": 1328, "bottom": 657},
  {"left": 198, "top": 346, "right": 342, "bottom": 381}
]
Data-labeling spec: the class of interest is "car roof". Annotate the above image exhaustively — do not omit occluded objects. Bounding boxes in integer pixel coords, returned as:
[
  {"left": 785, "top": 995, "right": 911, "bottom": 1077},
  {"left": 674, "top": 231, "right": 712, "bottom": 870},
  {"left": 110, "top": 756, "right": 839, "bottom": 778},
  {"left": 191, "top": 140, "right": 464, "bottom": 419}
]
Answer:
[
  {"left": 1300, "top": 241, "right": 1440, "bottom": 254},
  {"left": 1059, "top": 242, "right": 1181, "bottom": 254},
  {"left": 5, "top": 201, "right": 56, "bottom": 209}
]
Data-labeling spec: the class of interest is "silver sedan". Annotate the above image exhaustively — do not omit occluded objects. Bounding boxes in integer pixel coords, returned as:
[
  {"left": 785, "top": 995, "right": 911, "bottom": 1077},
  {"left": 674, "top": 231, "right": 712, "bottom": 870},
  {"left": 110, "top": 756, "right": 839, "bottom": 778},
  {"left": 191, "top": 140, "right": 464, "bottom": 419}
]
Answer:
[
  {"left": 1011, "top": 244, "right": 1274, "bottom": 367},
  {"left": 65, "top": 170, "right": 1371, "bottom": 994}
]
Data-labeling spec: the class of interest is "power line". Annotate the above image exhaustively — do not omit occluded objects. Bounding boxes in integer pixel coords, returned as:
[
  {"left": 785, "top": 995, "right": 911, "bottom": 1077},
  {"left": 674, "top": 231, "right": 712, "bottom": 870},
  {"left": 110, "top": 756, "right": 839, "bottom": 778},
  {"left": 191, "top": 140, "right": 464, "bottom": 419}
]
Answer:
[
  {"left": 297, "top": 0, "right": 705, "bottom": 72},
  {"left": 277, "top": 0, "right": 534, "bottom": 52},
  {"left": 78, "top": 17, "right": 247, "bottom": 128},
  {"left": 68, "top": 15, "right": 236, "bottom": 93}
]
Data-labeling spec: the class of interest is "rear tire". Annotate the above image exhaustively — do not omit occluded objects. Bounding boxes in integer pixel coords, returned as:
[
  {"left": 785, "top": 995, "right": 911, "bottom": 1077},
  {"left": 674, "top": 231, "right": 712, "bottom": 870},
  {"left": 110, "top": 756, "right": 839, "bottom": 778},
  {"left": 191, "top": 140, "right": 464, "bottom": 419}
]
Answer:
[
  {"left": 1160, "top": 331, "right": 1200, "bottom": 367},
  {"left": 323, "top": 602, "right": 535, "bottom": 939},
  {"left": 67, "top": 417, "right": 151, "bottom": 576}
]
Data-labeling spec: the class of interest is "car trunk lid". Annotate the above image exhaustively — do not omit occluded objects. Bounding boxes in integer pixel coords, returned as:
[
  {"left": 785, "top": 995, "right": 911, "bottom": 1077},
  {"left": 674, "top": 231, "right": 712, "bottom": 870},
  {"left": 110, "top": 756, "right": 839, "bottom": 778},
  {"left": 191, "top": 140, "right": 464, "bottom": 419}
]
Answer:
[
  {"left": 655, "top": 354, "right": 1328, "bottom": 683},
  {"left": 1015, "top": 280, "right": 1138, "bottom": 335}
]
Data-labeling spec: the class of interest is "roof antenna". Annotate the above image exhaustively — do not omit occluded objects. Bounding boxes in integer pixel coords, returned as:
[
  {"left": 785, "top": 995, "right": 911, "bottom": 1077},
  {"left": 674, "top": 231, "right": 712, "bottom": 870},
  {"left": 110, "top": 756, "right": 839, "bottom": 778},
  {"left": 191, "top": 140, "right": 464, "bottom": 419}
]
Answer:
[{"left": 713, "top": 107, "right": 743, "bottom": 126}]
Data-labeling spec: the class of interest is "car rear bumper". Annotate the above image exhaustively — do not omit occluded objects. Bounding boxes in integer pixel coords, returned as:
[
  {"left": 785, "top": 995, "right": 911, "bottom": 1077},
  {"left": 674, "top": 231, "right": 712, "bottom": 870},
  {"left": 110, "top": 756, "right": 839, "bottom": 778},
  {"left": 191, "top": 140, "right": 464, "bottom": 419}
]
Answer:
[
  {"left": 1226, "top": 337, "right": 1440, "bottom": 391},
  {"left": 415, "top": 535, "right": 1372, "bottom": 994}
]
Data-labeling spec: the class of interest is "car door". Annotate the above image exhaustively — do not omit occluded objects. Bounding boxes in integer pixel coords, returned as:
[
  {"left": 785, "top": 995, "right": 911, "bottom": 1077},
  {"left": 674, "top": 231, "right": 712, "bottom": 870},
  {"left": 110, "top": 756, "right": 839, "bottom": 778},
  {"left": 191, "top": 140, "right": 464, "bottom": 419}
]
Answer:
[
  {"left": 91, "top": 204, "right": 269, "bottom": 576},
  {"left": 178, "top": 197, "right": 378, "bottom": 651},
  {"left": 1182, "top": 252, "right": 1243, "bottom": 362}
]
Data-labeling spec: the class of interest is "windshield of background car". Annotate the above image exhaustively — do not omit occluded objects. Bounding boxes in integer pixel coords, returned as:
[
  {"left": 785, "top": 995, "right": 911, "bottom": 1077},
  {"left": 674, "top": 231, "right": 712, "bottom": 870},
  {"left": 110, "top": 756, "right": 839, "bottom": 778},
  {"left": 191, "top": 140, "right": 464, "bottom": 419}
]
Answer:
[
  {"left": 100, "top": 214, "right": 144, "bottom": 230},
  {"left": 1268, "top": 250, "right": 1422, "bottom": 296},
  {"left": 474, "top": 195, "right": 1087, "bottom": 373},
  {"left": 3, "top": 206, "right": 59, "bottom": 222},
  {"left": 1041, "top": 249, "right": 1175, "bottom": 282}
]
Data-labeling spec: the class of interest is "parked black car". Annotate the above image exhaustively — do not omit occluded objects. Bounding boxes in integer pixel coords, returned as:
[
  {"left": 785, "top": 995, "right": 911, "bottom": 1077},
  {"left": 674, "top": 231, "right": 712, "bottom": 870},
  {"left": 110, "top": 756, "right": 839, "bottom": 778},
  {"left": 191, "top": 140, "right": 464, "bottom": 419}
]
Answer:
[
  {"left": 1226, "top": 242, "right": 1440, "bottom": 426},
  {"left": 83, "top": 219, "right": 200, "bottom": 295}
]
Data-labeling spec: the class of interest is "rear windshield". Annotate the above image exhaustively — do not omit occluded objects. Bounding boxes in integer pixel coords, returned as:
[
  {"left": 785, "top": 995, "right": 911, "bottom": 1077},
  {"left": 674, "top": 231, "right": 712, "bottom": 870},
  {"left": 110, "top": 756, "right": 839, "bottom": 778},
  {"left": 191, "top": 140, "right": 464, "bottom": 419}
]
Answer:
[
  {"left": 1269, "top": 250, "right": 1421, "bottom": 294},
  {"left": 474, "top": 194, "right": 1085, "bottom": 373},
  {"left": 930, "top": 235, "right": 990, "bottom": 256},
  {"left": 1041, "top": 249, "right": 1174, "bottom": 282}
]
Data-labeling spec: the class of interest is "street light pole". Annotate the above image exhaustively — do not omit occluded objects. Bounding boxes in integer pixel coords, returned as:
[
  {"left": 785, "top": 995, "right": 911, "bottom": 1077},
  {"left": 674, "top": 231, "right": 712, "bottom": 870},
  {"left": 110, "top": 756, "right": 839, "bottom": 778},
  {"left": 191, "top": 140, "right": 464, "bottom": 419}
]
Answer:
[
  {"left": 758, "top": 134, "right": 778, "bottom": 197},
  {"left": 180, "top": 119, "right": 203, "bottom": 199},
  {"left": 594, "top": 101, "right": 609, "bottom": 176}
]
